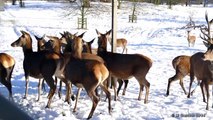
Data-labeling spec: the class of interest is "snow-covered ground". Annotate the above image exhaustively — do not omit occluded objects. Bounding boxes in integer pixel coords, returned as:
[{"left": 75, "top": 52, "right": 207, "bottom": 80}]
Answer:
[{"left": 0, "top": 1, "right": 213, "bottom": 119}]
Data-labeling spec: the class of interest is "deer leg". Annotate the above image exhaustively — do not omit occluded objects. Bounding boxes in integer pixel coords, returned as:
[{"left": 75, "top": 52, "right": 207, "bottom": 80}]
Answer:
[
  {"left": 143, "top": 79, "right": 150, "bottom": 104},
  {"left": 166, "top": 74, "right": 180, "bottom": 96},
  {"left": 187, "top": 73, "right": 195, "bottom": 98},
  {"left": 200, "top": 81, "right": 206, "bottom": 103},
  {"left": 212, "top": 85, "right": 213, "bottom": 108},
  {"left": 7, "top": 67, "right": 14, "bottom": 101},
  {"left": 87, "top": 90, "right": 100, "bottom": 119},
  {"left": 125, "top": 48, "right": 128, "bottom": 54},
  {"left": 73, "top": 88, "right": 82, "bottom": 112},
  {"left": 24, "top": 75, "right": 29, "bottom": 99},
  {"left": 191, "top": 80, "right": 200, "bottom": 95},
  {"left": 111, "top": 76, "right": 118, "bottom": 101},
  {"left": 1, "top": 75, "right": 13, "bottom": 100},
  {"left": 64, "top": 81, "right": 71, "bottom": 104},
  {"left": 204, "top": 81, "right": 209, "bottom": 110},
  {"left": 58, "top": 80, "right": 62, "bottom": 99},
  {"left": 122, "top": 80, "right": 129, "bottom": 95},
  {"left": 44, "top": 77, "right": 56, "bottom": 108},
  {"left": 37, "top": 79, "right": 42, "bottom": 101},
  {"left": 117, "top": 79, "right": 123, "bottom": 96},
  {"left": 100, "top": 83, "right": 112, "bottom": 115},
  {"left": 179, "top": 78, "right": 187, "bottom": 95},
  {"left": 41, "top": 79, "right": 46, "bottom": 92}
]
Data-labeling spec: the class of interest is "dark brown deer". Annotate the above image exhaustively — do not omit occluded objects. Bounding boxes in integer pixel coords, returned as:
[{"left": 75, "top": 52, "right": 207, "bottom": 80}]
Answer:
[
  {"left": 187, "top": 12, "right": 213, "bottom": 110},
  {"left": 34, "top": 34, "right": 47, "bottom": 99},
  {"left": 40, "top": 35, "right": 75, "bottom": 105},
  {"left": 11, "top": 30, "right": 61, "bottom": 108},
  {"left": 96, "top": 29, "right": 152, "bottom": 103},
  {"left": 0, "top": 53, "right": 15, "bottom": 100},
  {"left": 62, "top": 33, "right": 111, "bottom": 119}
]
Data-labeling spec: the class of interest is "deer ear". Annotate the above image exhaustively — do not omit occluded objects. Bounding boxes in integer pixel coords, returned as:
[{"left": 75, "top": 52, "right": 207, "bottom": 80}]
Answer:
[
  {"left": 20, "top": 30, "right": 27, "bottom": 35},
  {"left": 96, "top": 29, "right": 101, "bottom": 37},
  {"left": 74, "top": 32, "right": 78, "bottom": 36},
  {"left": 106, "top": 29, "right": 112, "bottom": 36},
  {"left": 60, "top": 33, "right": 64, "bottom": 37},
  {"left": 78, "top": 32, "right": 86, "bottom": 38},
  {"left": 34, "top": 35, "right": 40, "bottom": 40},
  {"left": 203, "top": 41, "right": 211, "bottom": 48},
  {"left": 89, "top": 38, "right": 95, "bottom": 44}
]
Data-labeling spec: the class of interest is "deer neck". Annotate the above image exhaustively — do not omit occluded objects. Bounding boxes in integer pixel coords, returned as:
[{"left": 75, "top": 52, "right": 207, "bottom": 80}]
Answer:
[
  {"left": 23, "top": 40, "right": 33, "bottom": 56},
  {"left": 208, "top": 61, "right": 213, "bottom": 72}
]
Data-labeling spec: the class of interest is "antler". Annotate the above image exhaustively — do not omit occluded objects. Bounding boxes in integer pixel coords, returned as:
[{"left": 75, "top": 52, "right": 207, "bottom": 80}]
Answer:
[{"left": 200, "top": 12, "right": 213, "bottom": 43}]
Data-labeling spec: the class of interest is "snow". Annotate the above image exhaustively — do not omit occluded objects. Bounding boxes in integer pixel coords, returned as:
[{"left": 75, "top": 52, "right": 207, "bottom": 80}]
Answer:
[{"left": 0, "top": 0, "right": 213, "bottom": 119}]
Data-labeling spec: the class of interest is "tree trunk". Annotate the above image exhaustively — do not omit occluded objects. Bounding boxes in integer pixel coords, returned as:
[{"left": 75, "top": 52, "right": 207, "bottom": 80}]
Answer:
[
  {"left": 12, "top": 0, "right": 16, "bottom": 5},
  {"left": 83, "top": 0, "right": 90, "bottom": 8},
  {"left": 81, "top": 6, "right": 84, "bottom": 29},
  {"left": 20, "top": 0, "right": 24, "bottom": 7},
  {"left": 131, "top": 3, "right": 136, "bottom": 23}
]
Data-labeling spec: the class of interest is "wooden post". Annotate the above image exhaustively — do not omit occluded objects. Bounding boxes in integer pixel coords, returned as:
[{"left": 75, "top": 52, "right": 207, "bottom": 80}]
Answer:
[
  {"left": 111, "top": 0, "right": 118, "bottom": 100},
  {"left": 112, "top": 0, "right": 117, "bottom": 53},
  {"left": 0, "top": 0, "right": 4, "bottom": 11}
]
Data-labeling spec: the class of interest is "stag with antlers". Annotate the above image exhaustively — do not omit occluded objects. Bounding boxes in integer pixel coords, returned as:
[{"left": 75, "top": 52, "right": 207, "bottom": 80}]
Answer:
[{"left": 188, "top": 12, "right": 213, "bottom": 110}]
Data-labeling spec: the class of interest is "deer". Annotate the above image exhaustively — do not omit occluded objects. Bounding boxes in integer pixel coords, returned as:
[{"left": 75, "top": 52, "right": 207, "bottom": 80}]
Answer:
[
  {"left": 0, "top": 53, "right": 15, "bottom": 100},
  {"left": 61, "top": 33, "right": 111, "bottom": 119},
  {"left": 166, "top": 55, "right": 190, "bottom": 96},
  {"left": 96, "top": 29, "right": 152, "bottom": 103},
  {"left": 11, "top": 30, "right": 62, "bottom": 108},
  {"left": 166, "top": 55, "right": 201, "bottom": 96},
  {"left": 187, "top": 30, "right": 196, "bottom": 47},
  {"left": 108, "top": 38, "right": 129, "bottom": 97},
  {"left": 34, "top": 34, "right": 47, "bottom": 96},
  {"left": 41, "top": 32, "right": 108, "bottom": 113},
  {"left": 108, "top": 38, "right": 128, "bottom": 54},
  {"left": 187, "top": 12, "right": 213, "bottom": 110}
]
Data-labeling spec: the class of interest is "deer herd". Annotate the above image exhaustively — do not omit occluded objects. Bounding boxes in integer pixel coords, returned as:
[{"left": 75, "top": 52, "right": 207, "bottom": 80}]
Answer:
[{"left": 0, "top": 12, "right": 213, "bottom": 119}]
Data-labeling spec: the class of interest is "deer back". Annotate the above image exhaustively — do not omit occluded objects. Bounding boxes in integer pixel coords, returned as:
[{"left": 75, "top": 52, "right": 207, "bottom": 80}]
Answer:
[
  {"left": 0, "top": 53, "right": 15, "bottom": 69},
  {"left": 172, "top": 55, "right": 190, "bottom": 75},
  {"left": 116, "top": 38, "right": 127, "bottom": 47}
]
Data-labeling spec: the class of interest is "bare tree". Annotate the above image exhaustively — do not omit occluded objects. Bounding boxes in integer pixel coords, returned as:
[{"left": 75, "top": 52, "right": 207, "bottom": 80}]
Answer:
[
  {"left": 12, "top": 0, "right": 16, "bottom": 5},
  {"left": 64, "top": 0, "right": 110, "bottom": 29}
]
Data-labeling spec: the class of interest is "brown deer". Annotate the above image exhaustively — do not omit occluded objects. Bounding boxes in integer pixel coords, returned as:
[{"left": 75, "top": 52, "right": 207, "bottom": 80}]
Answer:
[
  {"left": 58, "top": 31, "right": 107, "bottom": 110},
  {"left": 42, "top": 32, "right": 108, "bottom": 114},
  {"left": 187, "top": 12, "right": 213, "bottom": 110},
  {"left": 187, "top": 30, "right": 196, "bottom": 47},
  {"left": 96, "top": 29, "right": 152, "bottom": 103},
  {"left": 11, "top": 30, "right": 61, "bottom": 108},
  {"left": 166, "top": 55, "right": 190, "bottom": 96},
  {"left": 0, "top": 53, "right": 15, "bottom": 100},
  {"left": 166, "top": 55, "right": 201, "bottom": 96},
  {"left": 34, "top": 35, "right": 46, "bottom": 52},
  {"left": 62, "top": 33, "right": 111, "bottom": 119},
  {"left": 108, "top": 38, "right": 128, "bottom": 54}
]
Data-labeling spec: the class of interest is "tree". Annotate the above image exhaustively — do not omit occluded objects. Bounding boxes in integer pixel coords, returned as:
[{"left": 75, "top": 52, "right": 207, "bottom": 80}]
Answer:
[
  {"left": 20, "top": 0, "right": 24, "bottom": 7},
  {"left": 203, "top": 0, "right": 208, "bottom": 7},
  {"left": 12, "top": 0, "right": 16, "bottom": 5},
  {"left": 129, "top": 0, "right": 138, "bottom": 23}
]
